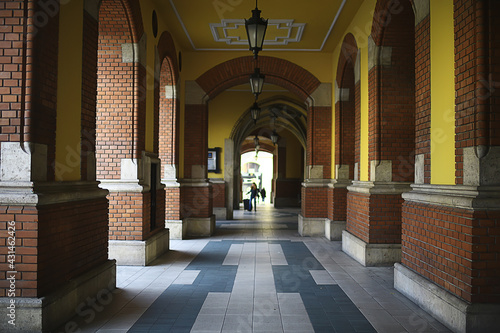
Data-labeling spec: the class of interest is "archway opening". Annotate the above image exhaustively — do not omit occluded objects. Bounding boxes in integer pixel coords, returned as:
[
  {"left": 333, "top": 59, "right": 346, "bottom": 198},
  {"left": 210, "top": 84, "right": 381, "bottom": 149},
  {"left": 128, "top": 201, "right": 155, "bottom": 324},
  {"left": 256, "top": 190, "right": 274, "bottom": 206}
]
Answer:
[{"left": 241, "top": 151, "right": 273, "bottom": 204}]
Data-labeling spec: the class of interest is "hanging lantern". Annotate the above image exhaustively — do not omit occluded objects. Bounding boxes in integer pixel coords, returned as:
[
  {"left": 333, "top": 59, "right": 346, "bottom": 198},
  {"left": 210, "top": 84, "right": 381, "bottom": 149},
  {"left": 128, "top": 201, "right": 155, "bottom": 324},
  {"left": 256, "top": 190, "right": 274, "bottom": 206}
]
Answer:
[
  {"left": 245, "top": 1, "right": 268, "bottom": 58},
  {"left": 250, "top": 102, "right": 261, "bottom": 124},
  {"left": 249, "top": 67, "right": 265, "bottom": 97}
]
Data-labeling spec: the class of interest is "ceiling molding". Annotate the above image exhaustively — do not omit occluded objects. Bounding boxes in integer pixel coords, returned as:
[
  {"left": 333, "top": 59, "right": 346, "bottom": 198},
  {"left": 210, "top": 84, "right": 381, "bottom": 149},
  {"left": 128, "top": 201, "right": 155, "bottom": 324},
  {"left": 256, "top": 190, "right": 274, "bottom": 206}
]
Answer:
[
  {"left": 210, "top": 19, "right": 305, "bottom": 46},
  {"left": 169, "top": 0, "right": 347, "bottom": 52}
]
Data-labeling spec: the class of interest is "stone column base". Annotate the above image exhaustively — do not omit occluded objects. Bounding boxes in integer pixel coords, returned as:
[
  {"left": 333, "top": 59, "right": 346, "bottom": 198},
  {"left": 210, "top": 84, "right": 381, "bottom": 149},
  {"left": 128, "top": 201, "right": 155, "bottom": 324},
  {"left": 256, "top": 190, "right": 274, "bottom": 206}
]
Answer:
[
  {"left": 166, "top": 219, "right": 186, "bottom": 239},
  {"left": 0, "top": 260, "right": 116, "bottom": 332},
  {"left": 109, "top": 229, "right": 170, "bottom": 265},
  {"left": 298, "top": 214, "right": 326, "bottom": 236},
  {"left": 325, "top": 219, "right": 346, "bottom": 240},
  {"left": 186, "top": 215, "right": 216, "bottom": 237},
  {"left": 395, "top": 263, "right": 500, "bottom": 333},
  {"left": 342, "top": 230, "right": 401, "bottom": 266},
  {"left": 213, "top": 207, "right": 227, "bottom": 220}
]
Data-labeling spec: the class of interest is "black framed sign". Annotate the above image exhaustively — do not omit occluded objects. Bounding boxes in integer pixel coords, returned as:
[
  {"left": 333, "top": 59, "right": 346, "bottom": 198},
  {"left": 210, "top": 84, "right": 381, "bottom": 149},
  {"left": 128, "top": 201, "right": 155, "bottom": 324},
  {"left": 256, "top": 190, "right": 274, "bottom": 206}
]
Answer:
[{"left": 208, "top": 147, "right": 221, "bottom": 173}]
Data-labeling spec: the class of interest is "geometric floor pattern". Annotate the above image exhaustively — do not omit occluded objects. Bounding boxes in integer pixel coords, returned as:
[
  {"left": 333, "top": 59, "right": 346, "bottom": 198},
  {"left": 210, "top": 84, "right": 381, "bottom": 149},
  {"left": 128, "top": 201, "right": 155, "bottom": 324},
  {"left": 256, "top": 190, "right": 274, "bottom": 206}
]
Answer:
[
  {"left": 59, "top": 204, "right": 452, "bottom": 333},
  {"left": 129, "top": 240, "right": 376, "bottom": 332}
]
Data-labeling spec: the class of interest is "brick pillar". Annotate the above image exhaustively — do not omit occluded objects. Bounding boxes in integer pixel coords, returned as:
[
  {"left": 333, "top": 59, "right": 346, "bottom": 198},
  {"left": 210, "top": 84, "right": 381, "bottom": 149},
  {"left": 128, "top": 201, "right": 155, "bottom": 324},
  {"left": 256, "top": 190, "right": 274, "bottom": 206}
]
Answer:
[
  {"left": 180, "top": 81, "right": 215, "bottom": 237},
  {"left": 0, "top": 2, "right": 114, "bottom": 331},
  {"left": 299, "top": 83, "right": 332, "bottom": 237},
  {"left": 96, "top": 0, "right": 168, "bottom": 265},
  {"left": 344, "top": 0, "right": 415, "bottom": 266},
  {"left": 327, "top": 42, "right": 358, "bottom": 240},
  {"left": 396, "top": 1, "right": 500, "bottom": 331},
  {"left": 274, "top": 145, "right": 301, "bottom": 208},
  {"left": 160, "top": 79, "right": 183, "bottom": 238}
]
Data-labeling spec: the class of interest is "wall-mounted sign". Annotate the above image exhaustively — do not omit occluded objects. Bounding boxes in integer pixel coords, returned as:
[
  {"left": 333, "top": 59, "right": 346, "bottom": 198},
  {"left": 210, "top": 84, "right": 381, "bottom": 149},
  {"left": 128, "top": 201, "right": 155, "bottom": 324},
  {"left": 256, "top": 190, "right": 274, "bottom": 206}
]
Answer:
[{"left": 208, "top": 147, "right": 221, "bottom": 173}]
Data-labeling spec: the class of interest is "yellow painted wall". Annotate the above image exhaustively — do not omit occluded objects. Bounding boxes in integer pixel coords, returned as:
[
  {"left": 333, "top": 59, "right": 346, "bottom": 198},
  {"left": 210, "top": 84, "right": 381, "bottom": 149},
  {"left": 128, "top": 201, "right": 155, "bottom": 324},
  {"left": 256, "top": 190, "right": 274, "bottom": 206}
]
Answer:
[
  {"left": 207, "top": 91, "right": 255, "bottom": 178},
  {"left": 55, "top": 0, "right": 83, "bottom": 181},
  {"left": 430, "top": 0, "right": 455, "bottom": 185},
  {"left": 331, "top": 0, "right": 376, "bottom": 181}
]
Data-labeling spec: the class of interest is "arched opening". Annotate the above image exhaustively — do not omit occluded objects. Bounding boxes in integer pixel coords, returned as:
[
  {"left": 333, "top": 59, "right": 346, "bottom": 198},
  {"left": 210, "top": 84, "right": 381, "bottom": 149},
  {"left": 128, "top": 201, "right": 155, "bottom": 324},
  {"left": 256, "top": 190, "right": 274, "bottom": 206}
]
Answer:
[
  {"left": 157, "top": 31, "right": 182, "bottom": 237},
  {"left": 192, "top": 56, "right": 318, "bottom": 223},
  {"left": 228, "top": 97, "right": 307, "bottom": 211}
]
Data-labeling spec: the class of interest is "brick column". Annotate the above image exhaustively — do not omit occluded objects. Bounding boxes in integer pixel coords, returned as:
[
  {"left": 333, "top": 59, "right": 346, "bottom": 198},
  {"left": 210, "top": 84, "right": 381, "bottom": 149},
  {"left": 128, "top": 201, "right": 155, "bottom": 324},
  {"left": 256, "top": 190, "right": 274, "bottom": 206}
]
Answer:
[
  {"left": 96, "top": 1, "right": 168, "bottom": 265},
  {"left": 344, "top": 0, "right": 416, "bottom": 266},
  {"left": 327, "top": 46, "right": 359, "bottom": 240},
  {"left": 396, "top": 1, "right": 500, "bottom": 331},
  {"left": 274, "top": 145, "right": 301, "bottom": 208},
  {"left": 299, "top": 83, "right": 332, "bottom": 237},
  {"left": 179, "top": 81, "right": 215, "bottom": 237},
  {"left": 0, "top": 2, "right": 114, "bottom": 331},
  {"left": 160, "top": 82, "right": 183, "bottom": 238}
]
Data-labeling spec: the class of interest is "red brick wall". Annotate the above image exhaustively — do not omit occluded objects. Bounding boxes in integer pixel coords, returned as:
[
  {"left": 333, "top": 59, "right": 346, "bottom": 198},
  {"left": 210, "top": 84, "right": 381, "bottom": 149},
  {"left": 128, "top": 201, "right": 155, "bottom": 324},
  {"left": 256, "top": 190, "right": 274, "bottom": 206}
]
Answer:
[
  {"left": 454, "top": 0, "right": 500, "bottom": 183},
  {"left": 108, "top": 189, "right": 165, "bottom": 241},
  {"left": 96, "top": 0, "right": 142, "bottom": 180},
  {"left": 346, "top": 192, "right": 370, "bottom": 242},
  {"left": 181, "top": 186, "right": 213, "bottom": 219},
  {"left": 355, "top": 83, "right": 362, "bottom": 180},
  {"left": 369, "top": 0, "right": 415, "bottom": 182},
  {"left": 301, "top": 187, "right": 328, "bottom": 218},
  {"left": 328, "top": 187, "right": 348, "bottom": 221},
  {"left": 183, "top": 104, "right": 208, "bottom": 178},
  {"left": 0, "top": 0, "right": 32, "bottom": 144},
  {"left": 196, "top": 56, "right": 320, "bottom": 101},
  {"left": 306, "top": 106, "right": 332, "bottom": 177},
  {"left": 0, "top": 198, "right": 108, "bottom": 298},
  {"left": 402, "top": 202, "right": 500, "bottom": 303},
  {"left": 414, "top": 15, "right": 431, "bottom": 183},
  {"left": 165, "top": 187, "right": 181, "bottom": 220},
  {"left": 347, "top": 192, "right": 403, "bottom": 244},
  {"left": 336, "top": 33, "right": 357, "bottom": 180},
  {"left": 212, "top": 182, "right": 225, "bottom": 208},
  {"left": 159, "top": 58, "right": 177, "bottom": 175},
  {"left": 335, "top": 63, "right": 356, "bottom": 179}
]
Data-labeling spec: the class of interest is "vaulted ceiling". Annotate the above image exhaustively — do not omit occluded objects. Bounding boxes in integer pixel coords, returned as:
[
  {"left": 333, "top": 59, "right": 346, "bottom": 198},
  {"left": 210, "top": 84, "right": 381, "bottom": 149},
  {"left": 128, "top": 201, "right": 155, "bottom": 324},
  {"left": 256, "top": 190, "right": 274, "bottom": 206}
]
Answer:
[{"left": 152, "top": 0, "right": 364, "bottom": 53}]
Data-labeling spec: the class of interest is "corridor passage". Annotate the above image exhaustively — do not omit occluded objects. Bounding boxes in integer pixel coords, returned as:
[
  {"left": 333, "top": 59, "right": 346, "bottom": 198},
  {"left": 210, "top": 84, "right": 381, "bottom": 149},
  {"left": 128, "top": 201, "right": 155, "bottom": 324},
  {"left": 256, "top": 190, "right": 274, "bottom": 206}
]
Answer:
[{"left": 63, "top": 206, "right": 451, "bottom": 333}]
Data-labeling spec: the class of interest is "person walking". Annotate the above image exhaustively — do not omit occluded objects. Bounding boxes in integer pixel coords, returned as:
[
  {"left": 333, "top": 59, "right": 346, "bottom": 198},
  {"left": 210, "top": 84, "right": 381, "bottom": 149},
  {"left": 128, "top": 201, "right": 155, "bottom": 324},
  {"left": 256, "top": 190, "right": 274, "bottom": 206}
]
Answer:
[
  {"left": 247, "top": 182, "right": 259, "bottom": 211},
  {"left": 260, "top": 188, "right": 266, "bottom": 202}
]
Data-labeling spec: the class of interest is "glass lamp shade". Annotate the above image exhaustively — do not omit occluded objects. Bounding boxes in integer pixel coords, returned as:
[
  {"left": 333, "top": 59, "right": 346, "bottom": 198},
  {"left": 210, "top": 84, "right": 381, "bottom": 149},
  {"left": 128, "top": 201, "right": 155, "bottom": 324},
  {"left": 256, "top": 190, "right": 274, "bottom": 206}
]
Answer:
[
  {"left": 250, "top": 67, "right": 265, "bottom": 96},
  {"left": 271, "top": 130, "right": 279, "bottom": 145},
  {"left": 245, "top": 7, "right": 268, "bottom": 57},
  {"left": 250, "top": 103, "right": 261, "bottom": 123}
]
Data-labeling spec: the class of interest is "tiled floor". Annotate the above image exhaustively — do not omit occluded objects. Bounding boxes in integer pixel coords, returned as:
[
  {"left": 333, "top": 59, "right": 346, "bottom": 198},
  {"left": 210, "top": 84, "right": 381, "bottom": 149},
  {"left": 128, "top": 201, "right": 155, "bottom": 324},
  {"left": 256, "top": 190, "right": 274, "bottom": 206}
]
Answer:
[{"left": 64, "top": 205, "right": 452, "bottom": 333}]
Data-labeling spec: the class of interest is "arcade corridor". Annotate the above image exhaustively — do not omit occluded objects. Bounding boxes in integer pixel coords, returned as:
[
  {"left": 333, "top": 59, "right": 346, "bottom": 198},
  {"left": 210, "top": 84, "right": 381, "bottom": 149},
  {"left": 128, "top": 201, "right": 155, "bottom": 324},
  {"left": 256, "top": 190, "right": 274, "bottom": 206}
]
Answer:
[
  {"left": 59, "top": 206, "right": 450, "bottom": 333},
  {"left": 1, "top": 0, "right": 499, "bottom": 332}
]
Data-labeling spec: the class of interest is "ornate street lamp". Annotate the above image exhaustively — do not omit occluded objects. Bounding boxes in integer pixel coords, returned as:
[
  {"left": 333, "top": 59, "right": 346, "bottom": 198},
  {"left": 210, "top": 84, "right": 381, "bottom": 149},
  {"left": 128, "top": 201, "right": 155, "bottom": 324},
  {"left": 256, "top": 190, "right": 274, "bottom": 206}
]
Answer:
[
  {"left": 249, "top": 67, "right": 265, "bottom": 97},
  {"left": 250, "top": 102, "right": 261, "bottom": 124},
  {"left": 245, "top": 0, "right": 268, "bottom": 58}
]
